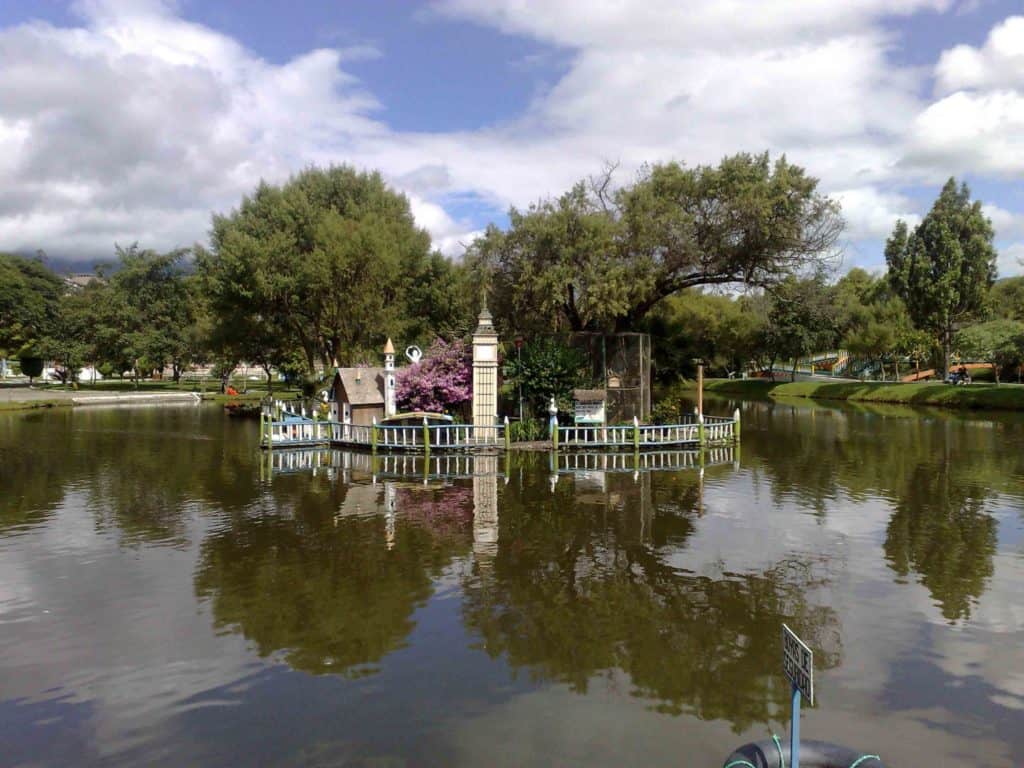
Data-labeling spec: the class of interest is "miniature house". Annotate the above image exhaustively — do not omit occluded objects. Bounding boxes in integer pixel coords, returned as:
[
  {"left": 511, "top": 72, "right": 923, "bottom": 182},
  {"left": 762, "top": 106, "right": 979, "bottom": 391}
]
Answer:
[{"left": 329, "top": 339, "right": 397, "bottom": 426}]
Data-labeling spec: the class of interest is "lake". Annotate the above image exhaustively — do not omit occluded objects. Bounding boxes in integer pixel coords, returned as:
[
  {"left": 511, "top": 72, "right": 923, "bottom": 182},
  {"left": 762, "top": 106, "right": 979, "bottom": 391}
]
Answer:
[{"left": 1, "top": 399, "right": 1022, "bottom": 766}]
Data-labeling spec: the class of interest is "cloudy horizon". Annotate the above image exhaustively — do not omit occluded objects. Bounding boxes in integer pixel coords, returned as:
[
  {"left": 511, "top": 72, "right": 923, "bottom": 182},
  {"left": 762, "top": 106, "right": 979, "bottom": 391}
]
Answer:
[{"left": 1, "top": 0, "right": 1022, "bottom": 275}]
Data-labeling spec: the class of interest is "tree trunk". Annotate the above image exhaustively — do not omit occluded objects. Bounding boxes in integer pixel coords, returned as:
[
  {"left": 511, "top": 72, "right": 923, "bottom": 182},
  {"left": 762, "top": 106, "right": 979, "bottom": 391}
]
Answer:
[
  {"left": 942, "top": 328, "right": 951, "bottom": 381},
  {"left": 265, "top": 365, "right": 274, "bottom": 396},
  {"left": 993, "top": 363, "right": 999, "bottom": 385},
  {"left": 791, "top": 360, "right": 797, "bottom": 382},
  {"left": 894, "top": 359, "right": 899, "bottom": 381}
]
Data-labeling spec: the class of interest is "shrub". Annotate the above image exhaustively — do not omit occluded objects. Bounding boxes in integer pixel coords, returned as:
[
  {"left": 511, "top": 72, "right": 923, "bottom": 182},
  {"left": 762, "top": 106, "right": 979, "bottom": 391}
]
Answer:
[{"left": 19, "top": 356, "right": 43, "bottom": 384}]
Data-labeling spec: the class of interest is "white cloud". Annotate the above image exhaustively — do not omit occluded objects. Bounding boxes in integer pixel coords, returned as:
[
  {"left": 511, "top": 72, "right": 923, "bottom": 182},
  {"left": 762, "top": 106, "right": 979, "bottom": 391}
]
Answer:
[
  {"left": 905, "top": 90, "right": 1024, "bottom": 176},
  {"left": 984, "top": 204, "right": 1024, "bottom": 239},
  {"left": 0, "top": 0, "right": 1021, "bottom": 263},
  {"left": 909, "top": 17, "right": 1024, "bottom": 178},
  {"left": 935, "top": 16, "right": 1024, "bottom": 93},
  {"left": 834, "top": 187, "right": 921, "bottom": 240},
  {"left": 998, "top": 242, "right": 1024, "bottom": 278}
]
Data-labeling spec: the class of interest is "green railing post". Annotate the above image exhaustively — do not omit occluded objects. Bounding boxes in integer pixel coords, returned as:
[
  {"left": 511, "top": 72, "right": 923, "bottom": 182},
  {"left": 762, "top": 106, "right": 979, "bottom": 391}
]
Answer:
[
  {"left": 371, "top": 417, "right": 378, "bottom": 455},
  {"left": 423, "top": 417, "right": 430, "bottom": 457},
  {"left": 504, "top": 416, "right": 510, "bottom": 451},
  {"left": 733, "top": 408, "right": 741, "bottom": 443},
  {"left": 633, "top": 416, "right": 640, "bottom": 450},
  {"left": 551, "top": 415, "right": 559, "bottom": 450}
]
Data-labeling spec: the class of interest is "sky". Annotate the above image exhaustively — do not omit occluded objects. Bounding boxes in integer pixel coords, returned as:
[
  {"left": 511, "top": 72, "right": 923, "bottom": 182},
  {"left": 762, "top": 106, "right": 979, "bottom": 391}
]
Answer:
[{"left": 1, "top": 0, "right": 1023, "bottom": 276}]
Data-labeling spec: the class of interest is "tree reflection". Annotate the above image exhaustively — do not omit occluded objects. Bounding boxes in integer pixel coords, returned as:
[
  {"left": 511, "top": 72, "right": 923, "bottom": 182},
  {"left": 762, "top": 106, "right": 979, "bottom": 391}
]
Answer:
[
  {"left": 194, "top": 480, "right": 473, "bottom": 676},
  {"left": 743, "top": 400, "right": 1006, "bottom": 622},
  {"left": 463, "top": 468, "right": 841, "bottom": 733},
  {"left": 883, "top": 463, "right": 997, "bottom": 621},
  {"left": 0, "top": 407, "right": 266, "bottom": 543}
]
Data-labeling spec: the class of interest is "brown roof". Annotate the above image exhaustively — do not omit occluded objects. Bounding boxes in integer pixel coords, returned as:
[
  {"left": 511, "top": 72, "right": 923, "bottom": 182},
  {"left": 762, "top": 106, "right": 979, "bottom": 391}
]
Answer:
[
  {"left": 335, "top": 367, "right": 385, "bottom": 405},
  {"left": 573, "top": 388, "right": 607, "bottom": 403}
]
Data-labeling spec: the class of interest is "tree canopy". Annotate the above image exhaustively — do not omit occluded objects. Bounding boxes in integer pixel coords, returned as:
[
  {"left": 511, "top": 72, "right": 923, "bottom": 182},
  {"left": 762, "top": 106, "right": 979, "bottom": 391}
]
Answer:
[
  {"left": 0, "top": 253, "right": 64, "bottom": 357},
  {"left": 197, "top": 166, "right": 472, "bottom": 377},
  {"left": 886, "top": 178, "right": 997, "bottom": 378},
  {"left": 468, "top": 152, "right": 843, "bottom": 335}
]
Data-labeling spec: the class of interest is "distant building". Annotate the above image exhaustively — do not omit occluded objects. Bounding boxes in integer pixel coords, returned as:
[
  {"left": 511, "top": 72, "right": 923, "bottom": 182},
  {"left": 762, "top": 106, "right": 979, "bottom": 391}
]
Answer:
[{"left": 62, "top": 273, "right": 101, "bottom": 291}]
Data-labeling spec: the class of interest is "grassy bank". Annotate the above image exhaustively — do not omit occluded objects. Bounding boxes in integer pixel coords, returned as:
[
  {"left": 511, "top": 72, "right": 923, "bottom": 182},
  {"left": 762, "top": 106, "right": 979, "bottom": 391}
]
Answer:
[{"left": 682, "top": 378, "right": 1024, "bottom": 411}]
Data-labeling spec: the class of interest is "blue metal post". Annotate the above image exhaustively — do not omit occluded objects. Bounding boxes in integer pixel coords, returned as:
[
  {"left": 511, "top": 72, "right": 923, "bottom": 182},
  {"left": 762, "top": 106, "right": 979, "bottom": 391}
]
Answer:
[{"left": 790, "top": 683, "right": 801, "bottom": 768}]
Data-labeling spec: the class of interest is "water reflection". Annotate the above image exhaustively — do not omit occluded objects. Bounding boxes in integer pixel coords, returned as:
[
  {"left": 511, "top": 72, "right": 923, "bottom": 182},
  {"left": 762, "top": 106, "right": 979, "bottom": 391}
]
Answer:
[
  {"left": 194, "top": 483, "right": 472, "bottom": 677},
  {"left": 738, "top": 398, "right": 1011, "bottom": 621},
  {"left": 461, "top": 460, "right": 840, "bottom": 732},
  {"left": 2, "top": 404, "right": 1024, "bottom": 765},
  {"left": 243, "top": 445, "right": 841, "bottom": 732},
  {"left": 0, "top": 406, "right": 262, "bottom": 542}
]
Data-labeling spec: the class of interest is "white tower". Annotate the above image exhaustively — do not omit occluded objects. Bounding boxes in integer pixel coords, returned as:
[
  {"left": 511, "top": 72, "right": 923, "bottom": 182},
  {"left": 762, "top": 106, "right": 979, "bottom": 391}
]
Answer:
[
  {"left": 383, "top": 338, "right": 396, "bottom": 417},
  {"left": 472, "top": 306, "right": 499, "bottom": 441}
]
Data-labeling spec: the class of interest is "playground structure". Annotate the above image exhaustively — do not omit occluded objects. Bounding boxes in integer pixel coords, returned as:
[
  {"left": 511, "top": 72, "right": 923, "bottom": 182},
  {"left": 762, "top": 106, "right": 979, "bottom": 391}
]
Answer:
[{"left": 755, "top": 349, "right": 997, "bottom": 383}]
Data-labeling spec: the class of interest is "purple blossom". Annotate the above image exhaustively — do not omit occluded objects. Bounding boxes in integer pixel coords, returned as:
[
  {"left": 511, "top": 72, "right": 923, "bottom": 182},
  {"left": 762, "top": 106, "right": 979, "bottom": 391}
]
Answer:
[{"left": 395, "top": 338, "right": 472, "bottom": 414}]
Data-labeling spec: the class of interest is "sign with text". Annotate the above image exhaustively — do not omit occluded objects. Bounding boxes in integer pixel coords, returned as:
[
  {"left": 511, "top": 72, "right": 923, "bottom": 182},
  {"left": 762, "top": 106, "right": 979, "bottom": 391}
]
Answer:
[
  {"left": 573, "top": 401, "right": 605, "bottom": 425},
  {"left": 782, "top": 624, "right": 814, "bottom": 705}
]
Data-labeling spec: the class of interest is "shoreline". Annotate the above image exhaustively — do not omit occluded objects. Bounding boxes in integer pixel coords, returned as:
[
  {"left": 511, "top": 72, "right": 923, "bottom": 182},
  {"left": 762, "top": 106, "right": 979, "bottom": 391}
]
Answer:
[
  {"left": 0, "top": 387, "right": 265, "bottom": 413},
  {"left": 679, "top": 378, "right": 1024, "bottom": 411}
]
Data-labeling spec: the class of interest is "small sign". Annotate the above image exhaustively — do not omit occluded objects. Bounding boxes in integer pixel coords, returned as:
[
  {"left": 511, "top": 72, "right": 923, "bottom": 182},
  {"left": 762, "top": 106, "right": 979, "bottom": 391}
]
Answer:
[
  {"left": 574, "top": 401, "right": 605, "bottom": 425},
  {"left": 782, "top": 624, "right": 814, "bottom": 705}
]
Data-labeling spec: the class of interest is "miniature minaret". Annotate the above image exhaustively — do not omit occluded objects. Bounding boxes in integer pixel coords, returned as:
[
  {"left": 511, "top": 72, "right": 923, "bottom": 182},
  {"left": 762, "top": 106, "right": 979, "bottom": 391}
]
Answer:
[
  {"left": 383, "top": 338, "right": 396, "bottom": 418},
  {"left": 472, "top": 305, "right": 499, "bottom": 441}
]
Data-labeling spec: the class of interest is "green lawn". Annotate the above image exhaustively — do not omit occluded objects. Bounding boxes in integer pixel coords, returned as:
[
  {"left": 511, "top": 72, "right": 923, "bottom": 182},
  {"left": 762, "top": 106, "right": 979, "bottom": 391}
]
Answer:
[{"left": 682, "top": 378, "right": 1024, "bottom": 411}]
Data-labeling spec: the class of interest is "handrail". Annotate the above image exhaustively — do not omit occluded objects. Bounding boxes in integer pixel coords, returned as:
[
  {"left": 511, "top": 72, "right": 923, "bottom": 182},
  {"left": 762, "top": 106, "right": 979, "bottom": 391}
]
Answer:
[{"left": 262, "top": 419, "right": 506, "bottom": 451}]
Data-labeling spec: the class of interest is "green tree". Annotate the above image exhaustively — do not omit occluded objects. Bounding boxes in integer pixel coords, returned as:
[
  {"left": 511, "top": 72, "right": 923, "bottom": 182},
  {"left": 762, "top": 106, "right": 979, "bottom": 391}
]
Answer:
[
  {"left": 502, "top": 338, "right": 586, "bottom": 417},
  {"left": 886, "top": 179, "right": 997, "bottom": 380},
  {"left": 0, "top": 253, "right": 64, "bottom": 358},
  {"left": 94, "top": 245, "right": 200, "bottom": 383},
  {"left": 198, "top": 165, "right": 470, "bottom": 379},
  {"left": 18, "top": 355, "right": 43, "bottom": 385},
  {"left": 989, "top": 276, "right": 1024, "bottom": 322},
  {"left": 38, "top": 289, "right": 94, "bottom": 385},
  {"left": 469, "top": 153, "right": 843, "bottom": 335},
  {"left": 645, "top": 290, "right": 769, "bottom": 380},
  {"left": 768, "top": 275, "right": 840, "bottom": 380},
  {"left": 954, "top": 320, "right": 1024, "bottom": 383}
]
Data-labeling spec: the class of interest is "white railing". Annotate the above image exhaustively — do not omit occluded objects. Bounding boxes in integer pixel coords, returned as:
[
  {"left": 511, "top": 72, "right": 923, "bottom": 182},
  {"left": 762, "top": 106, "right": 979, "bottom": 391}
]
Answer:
[
  {"left": 556, "top": 413, "right": 737, "bottom": 449},
  {"left": 262, "top": 415, "right": 505, "bottom": 452},
  {"left": 557, "top": 445, "right": 736, "bottom": 473}
]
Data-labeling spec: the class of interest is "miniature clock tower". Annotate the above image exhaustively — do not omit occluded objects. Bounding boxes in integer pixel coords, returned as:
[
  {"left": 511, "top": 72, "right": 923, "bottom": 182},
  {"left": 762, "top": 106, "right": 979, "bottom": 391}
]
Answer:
[
  {"left": 472, "top": 306, "right": 499, "bottom": 441},
  {"left": 383, "top": 338, "right": 396, "bottom": 417}
]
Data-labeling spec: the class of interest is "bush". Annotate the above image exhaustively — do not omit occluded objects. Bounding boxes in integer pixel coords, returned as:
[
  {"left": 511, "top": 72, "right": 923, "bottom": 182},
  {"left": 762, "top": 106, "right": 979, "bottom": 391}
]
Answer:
[
  {"left": 509, "top": 418, "right": 547, "bottom": 442},
  {"left": 651, "top": 399, "right": 681, "bottom": 424},
  {"left": 19, "top": 356, "right": 44, "bottom": 383}
]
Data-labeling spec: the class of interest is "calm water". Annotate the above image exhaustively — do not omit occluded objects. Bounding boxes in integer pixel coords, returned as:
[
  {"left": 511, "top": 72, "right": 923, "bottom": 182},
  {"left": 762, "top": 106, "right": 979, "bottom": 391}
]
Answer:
[{"left": 2, "top": 400, "right": 1023, "bottom": 766}]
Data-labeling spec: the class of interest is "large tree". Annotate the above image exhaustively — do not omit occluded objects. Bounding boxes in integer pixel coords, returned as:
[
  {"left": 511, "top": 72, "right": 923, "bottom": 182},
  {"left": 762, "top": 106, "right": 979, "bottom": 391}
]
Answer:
[
  {"left": 468, "top": 152, "right": 843, "bottom": 335},
  {"left": 767, "top": 275, "right": 840, "bottom": 381},
  {"left": 84, "top": 246, "right": 201, "bottom": 383},
  {"left": 198, "top": 165, "right": 471, "bottom": 378},
  {"left": 885, "top": 178, "right": 997, "bottom": 380},
  {"left": 0, "top": 253, "right": 64, "bottom": 358}
]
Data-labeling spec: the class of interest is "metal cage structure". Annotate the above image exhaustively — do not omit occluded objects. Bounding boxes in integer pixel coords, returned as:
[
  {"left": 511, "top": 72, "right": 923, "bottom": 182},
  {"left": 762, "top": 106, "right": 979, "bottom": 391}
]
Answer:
[{"left": 569, "top": 332, "right": 652, "bottom": 423}]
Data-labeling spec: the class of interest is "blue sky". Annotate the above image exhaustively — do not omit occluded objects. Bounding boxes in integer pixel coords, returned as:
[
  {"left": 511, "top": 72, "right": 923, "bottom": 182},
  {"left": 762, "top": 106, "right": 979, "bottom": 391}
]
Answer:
[{"left": 1, "top": 0, "right": 1023, "bottom": 275}]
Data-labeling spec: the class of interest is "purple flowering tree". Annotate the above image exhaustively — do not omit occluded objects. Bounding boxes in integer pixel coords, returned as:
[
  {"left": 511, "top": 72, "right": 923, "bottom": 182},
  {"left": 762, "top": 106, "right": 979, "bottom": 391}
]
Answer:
[{"left": 395, "top": 338, "right": 472, "bottom": 414}]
